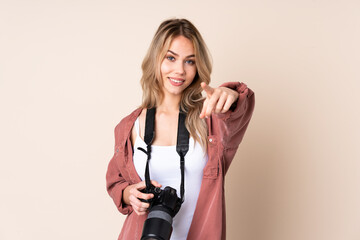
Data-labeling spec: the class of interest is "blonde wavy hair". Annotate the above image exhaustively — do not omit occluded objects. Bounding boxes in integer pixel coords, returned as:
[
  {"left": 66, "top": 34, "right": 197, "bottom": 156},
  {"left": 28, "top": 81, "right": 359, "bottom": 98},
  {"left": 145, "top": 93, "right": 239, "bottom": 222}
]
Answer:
[{"left": 139, "top": 18, "right": 212, "bottom": 149}]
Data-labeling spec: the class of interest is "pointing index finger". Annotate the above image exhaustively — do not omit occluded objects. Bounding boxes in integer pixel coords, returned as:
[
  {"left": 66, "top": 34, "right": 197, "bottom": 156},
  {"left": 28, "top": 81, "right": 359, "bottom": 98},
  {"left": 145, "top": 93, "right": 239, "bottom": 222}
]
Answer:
[{"left": 201, "top": 82, "right": 214, "bottom": 95}]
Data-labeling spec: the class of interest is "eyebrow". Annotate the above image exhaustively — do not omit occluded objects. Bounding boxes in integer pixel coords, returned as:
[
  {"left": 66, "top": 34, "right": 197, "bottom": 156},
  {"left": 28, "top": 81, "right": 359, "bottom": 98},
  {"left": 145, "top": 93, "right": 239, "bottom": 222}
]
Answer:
[{"left": 167, "top": 50, "right": 195, "bottom": 58}]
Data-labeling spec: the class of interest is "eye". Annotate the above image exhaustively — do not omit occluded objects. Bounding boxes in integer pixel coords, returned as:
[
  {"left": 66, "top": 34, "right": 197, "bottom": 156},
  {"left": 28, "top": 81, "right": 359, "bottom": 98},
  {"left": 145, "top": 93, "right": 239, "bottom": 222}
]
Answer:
[
  {"left": 186, "top": 60, "right": 195, "bottom": 65},
  {"left": 166, "top": 56, "right": 175, "bottom": 61}
]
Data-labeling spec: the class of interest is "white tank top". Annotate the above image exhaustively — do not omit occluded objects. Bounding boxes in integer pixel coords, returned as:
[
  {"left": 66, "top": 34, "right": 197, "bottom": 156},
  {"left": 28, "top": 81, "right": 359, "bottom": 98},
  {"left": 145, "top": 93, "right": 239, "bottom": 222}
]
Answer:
[{"left": 133, "top": 116, "right": 208, "bottom": 240}]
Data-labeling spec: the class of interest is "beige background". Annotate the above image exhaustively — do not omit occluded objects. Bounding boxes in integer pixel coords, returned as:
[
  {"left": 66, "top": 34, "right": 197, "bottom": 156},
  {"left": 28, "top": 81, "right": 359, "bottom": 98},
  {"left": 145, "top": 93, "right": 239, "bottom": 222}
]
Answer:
[{"left": 1, "top": 0, "right": 359, "bottom": 239}]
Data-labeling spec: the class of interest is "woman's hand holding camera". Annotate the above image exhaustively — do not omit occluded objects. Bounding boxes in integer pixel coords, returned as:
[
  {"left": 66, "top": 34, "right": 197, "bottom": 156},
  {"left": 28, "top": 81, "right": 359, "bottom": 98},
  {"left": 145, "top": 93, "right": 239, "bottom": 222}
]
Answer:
[
  {"left": 123, "top": 180, "right": 162, "bottom": 216},
  {"left": 200, "top": 82, "right": 239, "bottom": 119}
]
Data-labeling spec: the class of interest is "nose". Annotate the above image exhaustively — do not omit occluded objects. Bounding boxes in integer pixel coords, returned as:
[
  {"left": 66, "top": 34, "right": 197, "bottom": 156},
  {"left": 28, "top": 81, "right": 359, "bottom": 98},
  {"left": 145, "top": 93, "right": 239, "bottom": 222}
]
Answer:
[{"left": 175, "top": 61, "right": 185, "bottom": 75}]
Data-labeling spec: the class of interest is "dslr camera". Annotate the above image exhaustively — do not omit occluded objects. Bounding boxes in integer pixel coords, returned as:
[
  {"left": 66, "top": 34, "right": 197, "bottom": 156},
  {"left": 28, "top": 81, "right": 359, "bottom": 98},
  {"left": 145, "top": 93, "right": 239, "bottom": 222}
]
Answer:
[{"left": 140, "top": 183, "right": 182, "bottom": 240}]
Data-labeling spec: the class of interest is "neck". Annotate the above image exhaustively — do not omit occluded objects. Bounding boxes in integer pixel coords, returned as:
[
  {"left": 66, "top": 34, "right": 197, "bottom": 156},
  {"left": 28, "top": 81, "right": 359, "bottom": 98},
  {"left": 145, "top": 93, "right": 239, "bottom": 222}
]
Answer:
[{"left": 157, "top": 94, "right": 181, "bottom": 113}]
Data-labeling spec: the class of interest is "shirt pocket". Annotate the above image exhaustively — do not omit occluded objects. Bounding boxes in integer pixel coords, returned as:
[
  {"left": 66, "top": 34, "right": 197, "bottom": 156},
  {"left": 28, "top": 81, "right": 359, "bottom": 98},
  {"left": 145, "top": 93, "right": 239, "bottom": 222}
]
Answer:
[{"left": 203, "top": 135, "right": 219, "bottom": 179}]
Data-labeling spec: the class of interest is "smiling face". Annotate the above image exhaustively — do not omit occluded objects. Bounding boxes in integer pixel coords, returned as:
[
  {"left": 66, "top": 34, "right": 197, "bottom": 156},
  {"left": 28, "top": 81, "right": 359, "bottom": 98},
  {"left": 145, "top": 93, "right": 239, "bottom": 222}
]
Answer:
[{"left": 160, "top": 35, "right": 197, "bottom": 97}]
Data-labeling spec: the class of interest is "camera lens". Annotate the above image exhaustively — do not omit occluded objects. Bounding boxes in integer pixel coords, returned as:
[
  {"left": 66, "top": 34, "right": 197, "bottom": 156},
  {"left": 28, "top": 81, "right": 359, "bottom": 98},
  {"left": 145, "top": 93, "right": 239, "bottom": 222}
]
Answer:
[{"left": 141, "top": 206, "right": 173, "bottom": 240}]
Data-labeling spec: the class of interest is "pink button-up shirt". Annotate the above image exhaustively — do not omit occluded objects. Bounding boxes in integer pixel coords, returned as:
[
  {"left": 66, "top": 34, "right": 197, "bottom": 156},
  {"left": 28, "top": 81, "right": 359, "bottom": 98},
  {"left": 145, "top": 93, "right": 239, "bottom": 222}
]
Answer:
[{"left": 106, "top": 82, "right": 255, "bottom": 240}]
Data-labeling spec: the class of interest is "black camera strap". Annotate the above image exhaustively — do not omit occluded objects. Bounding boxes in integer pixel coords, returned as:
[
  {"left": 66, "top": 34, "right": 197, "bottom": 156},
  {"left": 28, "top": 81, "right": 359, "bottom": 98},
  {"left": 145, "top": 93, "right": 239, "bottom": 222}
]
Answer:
[{"left": 137, "top": 107, "right": 189, "bottom": 203}]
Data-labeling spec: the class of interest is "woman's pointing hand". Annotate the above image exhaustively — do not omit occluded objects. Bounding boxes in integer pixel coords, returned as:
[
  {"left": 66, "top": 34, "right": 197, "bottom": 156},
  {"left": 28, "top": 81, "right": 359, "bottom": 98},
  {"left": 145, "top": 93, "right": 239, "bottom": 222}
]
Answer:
[{"left": 199, "top": 82, "right": 238, "bottom": 119}]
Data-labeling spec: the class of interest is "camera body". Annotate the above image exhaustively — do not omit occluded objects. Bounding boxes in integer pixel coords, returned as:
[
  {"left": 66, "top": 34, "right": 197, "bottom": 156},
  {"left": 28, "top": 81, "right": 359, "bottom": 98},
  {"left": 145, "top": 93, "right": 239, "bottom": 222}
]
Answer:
[
  {"left": 141, "top": 184, "right": 182, "bottom": 216},
  {"left": 140, "top": 184, "right": 182, "bottom": 240}
]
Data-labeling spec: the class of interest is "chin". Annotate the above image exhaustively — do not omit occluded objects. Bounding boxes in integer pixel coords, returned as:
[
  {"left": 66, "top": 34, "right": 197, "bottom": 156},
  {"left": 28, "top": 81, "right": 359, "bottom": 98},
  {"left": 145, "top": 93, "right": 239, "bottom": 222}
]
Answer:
[
  {"left": 168, "top": 89, "right": 184, "bottom": 96},
  {"left": 164, "top": 85, "right": 186, "bottom": 95}
]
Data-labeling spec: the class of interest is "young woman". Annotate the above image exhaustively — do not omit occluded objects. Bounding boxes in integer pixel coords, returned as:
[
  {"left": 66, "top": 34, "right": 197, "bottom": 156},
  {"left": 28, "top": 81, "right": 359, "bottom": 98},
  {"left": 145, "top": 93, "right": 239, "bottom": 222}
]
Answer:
[{"left": 106, "top": 18, "right": 255, "bottom": 240}]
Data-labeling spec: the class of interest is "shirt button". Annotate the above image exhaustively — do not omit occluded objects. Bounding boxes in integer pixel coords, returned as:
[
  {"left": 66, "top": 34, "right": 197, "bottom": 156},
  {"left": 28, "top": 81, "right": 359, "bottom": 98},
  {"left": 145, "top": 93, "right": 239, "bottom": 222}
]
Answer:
[{"left": 209, "top": 138, "right": 213, "bottom": 143}]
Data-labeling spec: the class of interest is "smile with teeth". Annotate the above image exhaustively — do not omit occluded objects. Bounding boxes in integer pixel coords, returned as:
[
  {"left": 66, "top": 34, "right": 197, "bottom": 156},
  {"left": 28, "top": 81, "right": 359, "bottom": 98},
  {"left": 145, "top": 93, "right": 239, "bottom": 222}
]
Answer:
[{"left": 168, "top": 77, "right": 184, "bottom": 83}]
